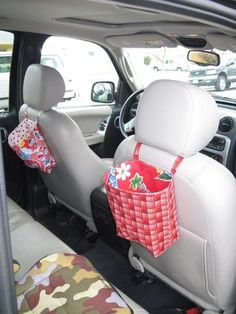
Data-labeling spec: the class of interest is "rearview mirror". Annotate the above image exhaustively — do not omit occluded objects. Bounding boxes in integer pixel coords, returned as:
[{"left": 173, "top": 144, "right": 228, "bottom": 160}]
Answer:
[
  {"left": 91, "top": 81, "right": 115, "bottom": 103},
  {"left": 187, "top": 50, "right": 220, "bottom": 66}
]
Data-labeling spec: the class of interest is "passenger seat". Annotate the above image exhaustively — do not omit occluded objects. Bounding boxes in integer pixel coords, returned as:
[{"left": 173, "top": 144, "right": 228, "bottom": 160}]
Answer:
[{"left": 8, "top": 197, "right": 148, "bottom": 313}]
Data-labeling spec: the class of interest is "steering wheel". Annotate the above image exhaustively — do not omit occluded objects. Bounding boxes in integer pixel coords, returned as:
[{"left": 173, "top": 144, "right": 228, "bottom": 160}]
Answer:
[{"left": 119, "top": 89, "right": 144, "bottom": 138}]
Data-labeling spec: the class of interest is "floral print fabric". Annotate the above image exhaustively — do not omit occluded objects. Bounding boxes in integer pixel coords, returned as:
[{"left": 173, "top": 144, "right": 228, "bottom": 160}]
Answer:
[
  {"left": 8, "top": 117, "right": 56, "bottom": 174},
  {"left": 105, "top": 159, "right": 173, "bottom": 193}
]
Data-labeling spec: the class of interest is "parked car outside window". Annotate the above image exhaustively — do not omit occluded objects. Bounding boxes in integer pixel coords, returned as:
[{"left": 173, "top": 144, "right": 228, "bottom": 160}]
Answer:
[{"left": 188, "top": 54, "right": 236, "bottom": 91}]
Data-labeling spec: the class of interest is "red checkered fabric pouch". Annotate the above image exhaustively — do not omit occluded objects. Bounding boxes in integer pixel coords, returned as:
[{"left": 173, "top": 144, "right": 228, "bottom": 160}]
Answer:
[
  {"left": 8, "top": 105, "right": 56, "bottom": 174},
  {"left": 104, "top": 142, "right": 183, "bottom": 257}
]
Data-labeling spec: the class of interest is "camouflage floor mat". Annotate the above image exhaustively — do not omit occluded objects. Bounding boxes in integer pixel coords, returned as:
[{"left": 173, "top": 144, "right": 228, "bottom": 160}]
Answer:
[{"left": 16, "top": 252, "right": 132, "bottom": 314}]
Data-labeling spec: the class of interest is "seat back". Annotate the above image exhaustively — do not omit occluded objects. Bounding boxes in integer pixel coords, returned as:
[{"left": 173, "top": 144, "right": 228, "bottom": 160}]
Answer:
[
  {"left": 114, "top": 80, "right": 236, "bottom": 312},
  {"left": 20, "top": 64, "right": 108, "bottom": 227}
]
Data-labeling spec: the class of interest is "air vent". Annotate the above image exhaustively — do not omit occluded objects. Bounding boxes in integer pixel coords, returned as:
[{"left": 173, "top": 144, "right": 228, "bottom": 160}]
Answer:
[{"left": 219, "top": 116, "right": 234, "bottom": 133}]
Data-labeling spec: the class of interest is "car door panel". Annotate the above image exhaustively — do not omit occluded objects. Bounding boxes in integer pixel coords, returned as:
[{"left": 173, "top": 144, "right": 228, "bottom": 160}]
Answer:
[
  {"left": 56, "top": 105, "right": 112, "bottom": 146},
  {"left": 0, "top": 110, "right": 27, "bottom": 205},
  {"left": 0, "top": 31, "right": 29, "bottom": 206}
]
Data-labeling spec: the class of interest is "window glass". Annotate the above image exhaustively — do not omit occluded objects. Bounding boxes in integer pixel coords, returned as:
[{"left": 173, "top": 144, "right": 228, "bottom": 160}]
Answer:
[
  {"left": 0, "top": 31, "right": 14, "bottom": 112},
  {"left": 41, "top": 37, "right": 119, "bottom": 106},
  {"left": 123, "top": 47, "right": 236, "bottom": 105}
]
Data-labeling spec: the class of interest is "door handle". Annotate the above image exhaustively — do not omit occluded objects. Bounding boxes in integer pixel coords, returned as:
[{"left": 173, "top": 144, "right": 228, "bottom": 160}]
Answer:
[{"left": 0, "top": 128, "right": 8, "bottom": 143}]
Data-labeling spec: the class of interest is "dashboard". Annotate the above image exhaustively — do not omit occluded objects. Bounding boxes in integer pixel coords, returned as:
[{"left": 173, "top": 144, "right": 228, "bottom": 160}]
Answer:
[
  {"left": 113, "top": 100, "right": 236, "bottom": 174},
  {"left": 201, "top": 104, "right": 236, "bottom": 173}
]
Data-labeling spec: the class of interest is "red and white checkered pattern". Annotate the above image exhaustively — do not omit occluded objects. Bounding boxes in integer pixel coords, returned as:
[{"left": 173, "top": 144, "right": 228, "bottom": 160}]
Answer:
[
  {"left": 105, "top": 180, "right": 179, "bottom": 257},
  {"left": 104, "top": 142, "right": 183, "bottom": 257}
]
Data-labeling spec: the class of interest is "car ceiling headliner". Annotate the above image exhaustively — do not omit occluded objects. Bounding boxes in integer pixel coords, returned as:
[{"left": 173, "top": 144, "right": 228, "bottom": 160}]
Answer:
[{"left": 0, "top": 0, "right": 236, "bottom": 50}]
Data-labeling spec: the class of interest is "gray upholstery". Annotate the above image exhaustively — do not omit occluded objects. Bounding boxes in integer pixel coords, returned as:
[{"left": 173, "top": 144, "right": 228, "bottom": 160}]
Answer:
[
  {"left": 114, "top": 80, "right": 236, "bottom": 313},
  {"left": 23, "top": 64, "right": 65, "bottom": 111},
  {"left": 9, "top": 197, "right": 73, "bottom": 281},
  {"left": 21, "top": 64, "right": 110, "bottom": 228},
  {"left": 136, "top": 80, "right": 219, "bottom": 156},
  {"left": 8, "top": 197, "right": 33, "bottom": 231},
  {"left": 8, "top": 197, "right": 148, "bottom": 313},
  {"left": 102, "top": 158, "right": 114, "bottom": 167}
]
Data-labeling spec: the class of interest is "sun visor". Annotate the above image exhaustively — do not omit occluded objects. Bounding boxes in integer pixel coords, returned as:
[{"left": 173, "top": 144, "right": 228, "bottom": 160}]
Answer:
[
  {"left": 105, "top": 33, "right": 177, "bottom": 48},
  {"left": 207, "top": 34, "right": 236, "bottom": 52}
]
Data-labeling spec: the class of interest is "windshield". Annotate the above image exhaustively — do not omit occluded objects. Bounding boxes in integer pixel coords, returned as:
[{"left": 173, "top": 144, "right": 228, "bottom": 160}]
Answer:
[{"left": 123, "top": 46, "right": 236, "bottom": 104}]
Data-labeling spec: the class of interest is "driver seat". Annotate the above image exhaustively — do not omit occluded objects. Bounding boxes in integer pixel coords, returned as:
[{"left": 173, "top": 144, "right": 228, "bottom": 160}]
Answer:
[
  {"left": 114, "top": 80, "right": 236, "bottom": 313},
  {"left": 19, "top": 64, "right": 111, "bottom": 230}
]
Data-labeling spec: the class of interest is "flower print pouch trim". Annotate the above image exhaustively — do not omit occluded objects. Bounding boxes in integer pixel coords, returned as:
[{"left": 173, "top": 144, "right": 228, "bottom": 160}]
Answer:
[
  {"left": 105, "top": 159, "right": 173, "bottom": 193},
  {"left": 8, "top": 104, "right": 56, "bottom": 174}
]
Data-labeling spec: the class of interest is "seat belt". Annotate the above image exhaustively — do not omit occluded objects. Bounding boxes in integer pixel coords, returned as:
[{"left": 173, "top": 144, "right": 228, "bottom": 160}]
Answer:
[{"left": 0, "top": 140, "right": 17, "bottom": 314}]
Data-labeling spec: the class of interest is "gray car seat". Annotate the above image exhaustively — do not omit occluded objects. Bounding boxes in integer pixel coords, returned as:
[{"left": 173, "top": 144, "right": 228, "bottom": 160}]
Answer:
[
  {"left": 19, "top": 64, "right": 111, "bottom": 231},
  {"left": 9, "top": 196, "right": 148, "bottom": 313},
  {"left": 114, "top": 80, "right": 236, "bottom": 314}
]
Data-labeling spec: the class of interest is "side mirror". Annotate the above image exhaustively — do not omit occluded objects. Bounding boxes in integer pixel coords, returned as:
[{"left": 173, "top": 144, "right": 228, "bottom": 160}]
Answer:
[
  {"left": 187, "top": 50, "right": 220, "bottom": 66},
  {"left": 91, "top": 81, "right": 115, "bottom": 103}
]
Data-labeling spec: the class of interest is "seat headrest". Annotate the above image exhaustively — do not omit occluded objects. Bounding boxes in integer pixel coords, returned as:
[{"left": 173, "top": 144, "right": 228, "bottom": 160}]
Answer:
[
  {"left": 23, "top": 64, "right": 65, "bottom": 111},
  {"left": 135, "top": 80, "right": 219, "bottom": 157}
]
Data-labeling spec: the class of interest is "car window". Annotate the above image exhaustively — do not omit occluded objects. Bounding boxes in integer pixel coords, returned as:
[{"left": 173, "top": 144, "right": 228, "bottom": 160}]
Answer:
[
  {"left": 0, "top": 30, "right": 14, "bottom": 112},
  {"left": 123, "top": 47, "right": 236, "bottom": 105},
  {"left": 41, "top": 56, "right": 62, "bottom": 70},
  {"left": 41, "top": 36, "right": 119, "bottom": 107}
]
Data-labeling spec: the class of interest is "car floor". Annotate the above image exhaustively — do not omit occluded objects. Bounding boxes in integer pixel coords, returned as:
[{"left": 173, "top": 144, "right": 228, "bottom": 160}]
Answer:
[
  {"left": 84, "top": 239, "right": 194, "bottom": 314},
  {"left": 39, "top": 205, "right": 195, "bottom": 314}
]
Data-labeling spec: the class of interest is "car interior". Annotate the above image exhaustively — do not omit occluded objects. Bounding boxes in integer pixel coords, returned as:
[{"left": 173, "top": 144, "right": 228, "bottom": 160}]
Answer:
[{"left": 1, "top": 0, "right": 236, "bottom": 313}]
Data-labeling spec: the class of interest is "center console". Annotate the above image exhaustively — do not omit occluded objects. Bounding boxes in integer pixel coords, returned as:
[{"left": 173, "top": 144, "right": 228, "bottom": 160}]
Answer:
[
  {"left": 91, "top": 186, "right": 129, "bottom": 255},
  {"left": 201, "top": 134, "right": 231, "bottom": 165}
]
